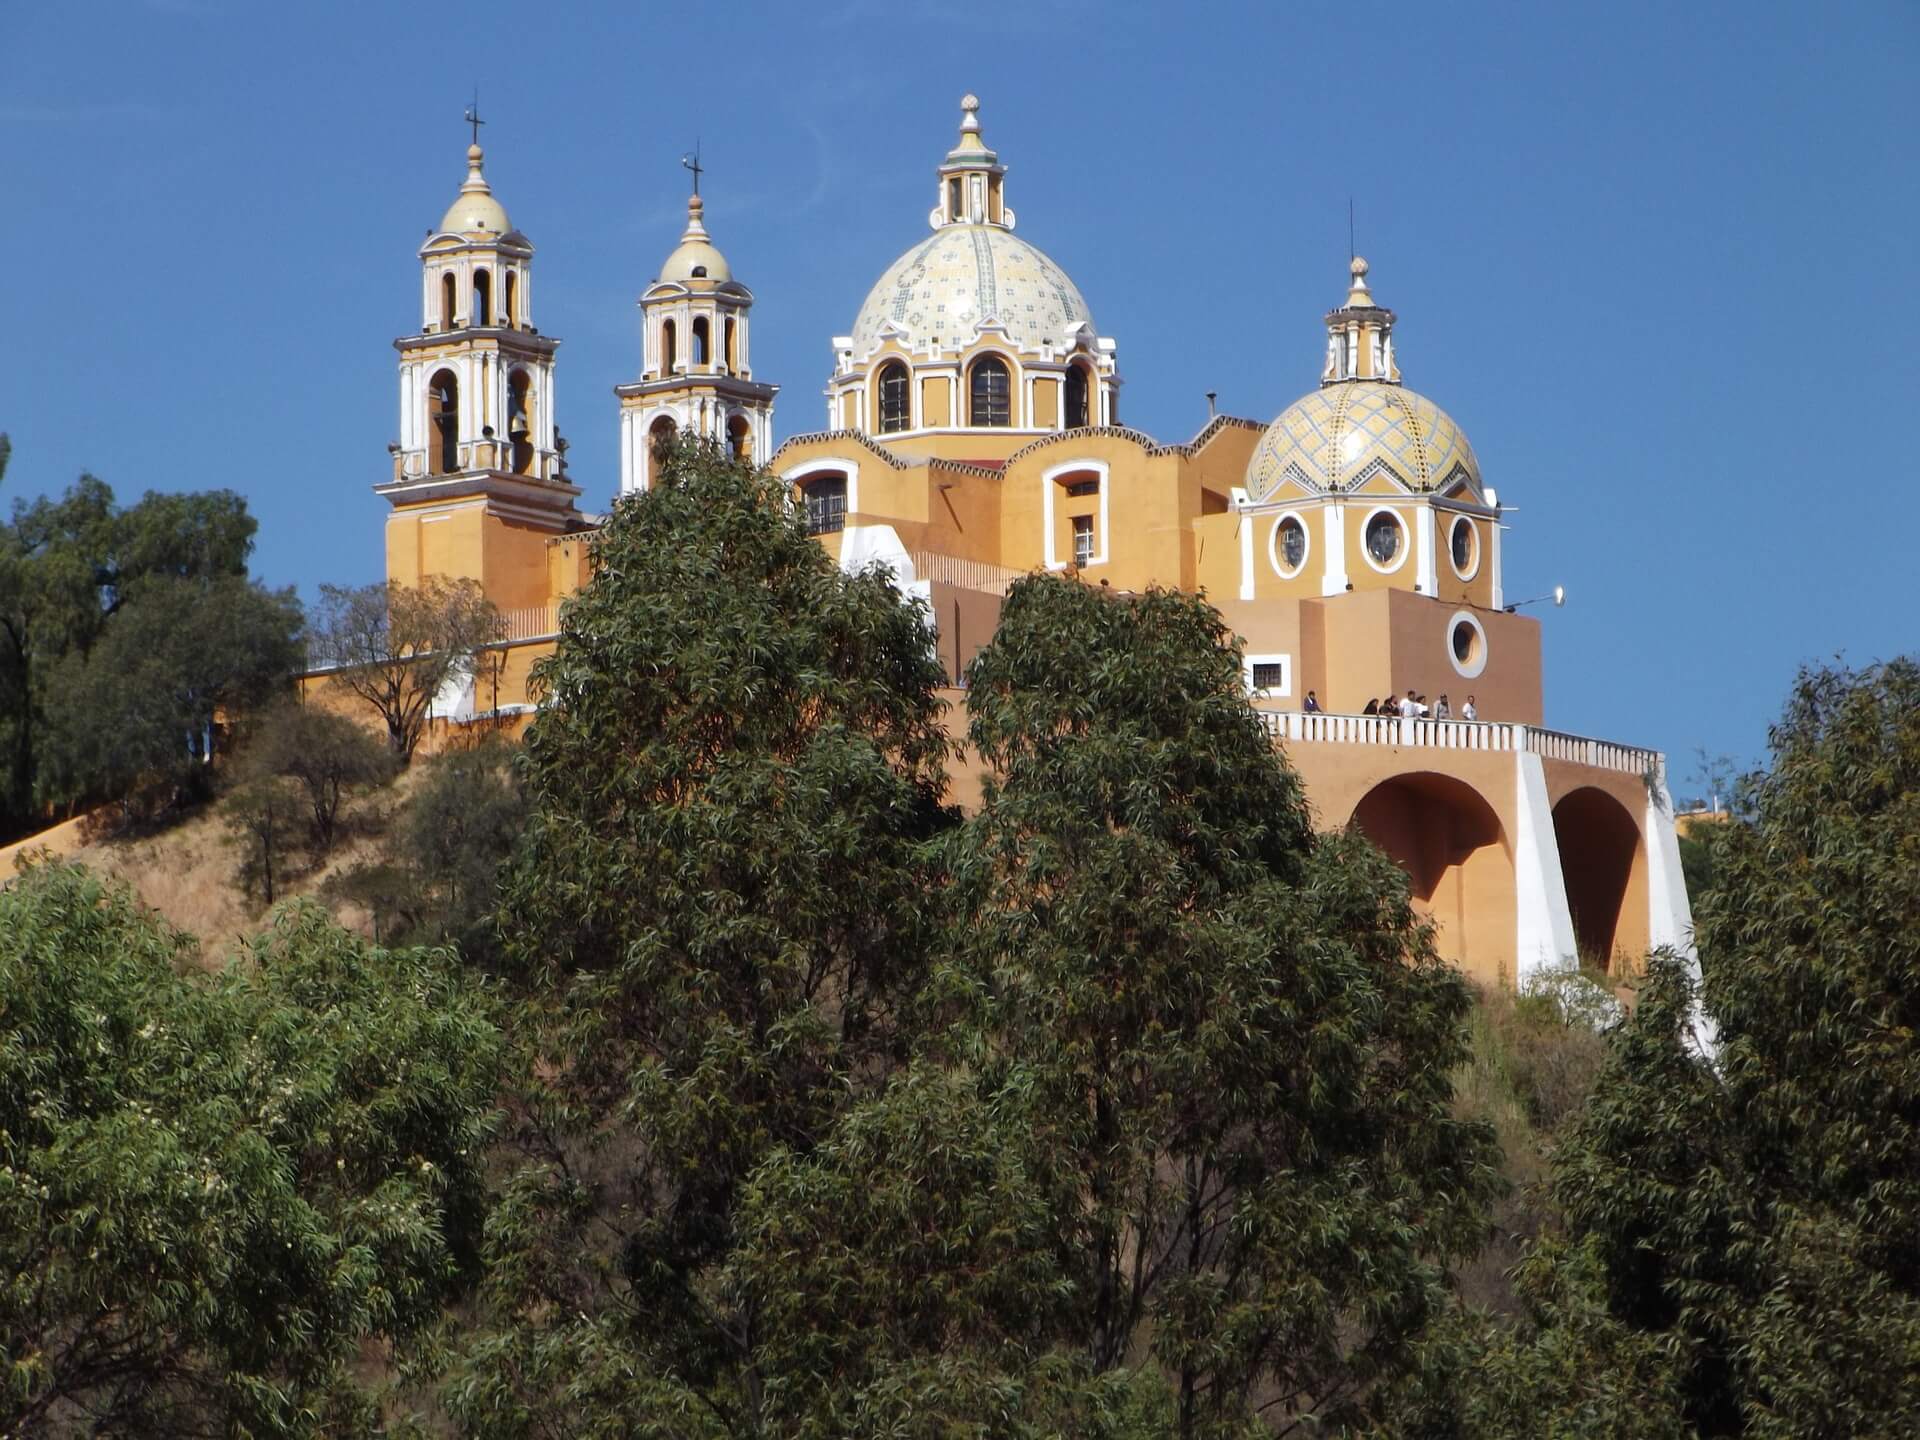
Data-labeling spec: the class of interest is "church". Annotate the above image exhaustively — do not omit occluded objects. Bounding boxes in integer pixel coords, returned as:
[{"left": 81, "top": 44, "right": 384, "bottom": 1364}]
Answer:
[{"left": 365, "top": 96, "right": 1694, "bottom": 990}]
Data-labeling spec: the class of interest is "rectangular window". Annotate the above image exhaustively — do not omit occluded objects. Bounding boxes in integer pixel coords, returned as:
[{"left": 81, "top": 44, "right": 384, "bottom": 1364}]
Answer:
[
  {"left": 1065, "top": 478, "right": 1099, "bottom": 497},
  {"left": 803, "top": 475, "right": 848, "bottom": 536},
  {"left": 1072, "top": 514, "right": 1094, "bottom": 567},
  {"left": 1244, "top": 654, "right": 1291, "bottom": 697}
]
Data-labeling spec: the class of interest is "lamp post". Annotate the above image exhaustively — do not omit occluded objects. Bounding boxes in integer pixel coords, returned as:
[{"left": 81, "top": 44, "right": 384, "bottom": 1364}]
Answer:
[{"left": 1505, "top": 584, "right": 1565, "bottom": 614}]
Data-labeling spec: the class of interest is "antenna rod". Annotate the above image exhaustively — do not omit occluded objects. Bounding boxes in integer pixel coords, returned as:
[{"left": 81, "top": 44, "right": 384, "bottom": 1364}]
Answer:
[{"left": 1348, "top": 197, "right": 1354, "bottom": 261}]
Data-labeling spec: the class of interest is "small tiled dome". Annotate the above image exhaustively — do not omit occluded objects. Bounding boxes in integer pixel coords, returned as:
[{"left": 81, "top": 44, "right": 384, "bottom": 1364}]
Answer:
[
  {"left": 438, "top": 145, "right": 513, "bottom": 236},
  {"left": 1246, "top": 382, "right": 1480, "bottom": 502},
  {"left": 850, "top": 223, "right": 1093, "bottom": 356}
]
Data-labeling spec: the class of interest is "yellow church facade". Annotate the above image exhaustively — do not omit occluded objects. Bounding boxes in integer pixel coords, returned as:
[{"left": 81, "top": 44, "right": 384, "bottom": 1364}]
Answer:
[{"left": 364, "top": 98, "right": 1696, "bottom": 991}]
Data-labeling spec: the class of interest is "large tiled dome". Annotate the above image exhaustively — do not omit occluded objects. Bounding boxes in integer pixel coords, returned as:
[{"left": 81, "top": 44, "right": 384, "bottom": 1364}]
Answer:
[
  {"left": 849, "top": 223, "right": 1093, "bottom": 357},
  {"left": 1246, "top": 381, "right": 1480, "bottom": 503}
]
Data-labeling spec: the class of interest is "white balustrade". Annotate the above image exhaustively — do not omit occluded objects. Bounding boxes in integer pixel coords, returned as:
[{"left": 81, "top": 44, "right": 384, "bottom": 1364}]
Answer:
[
  {"left": 908, "top": 551, "right": 1026, "bottom": 598},
  {"left": 496, "top": 603, "right": 560, "bottom": 642},
  {"left": 1255, "top": 710, "right": 1656, "bottom": 776}
]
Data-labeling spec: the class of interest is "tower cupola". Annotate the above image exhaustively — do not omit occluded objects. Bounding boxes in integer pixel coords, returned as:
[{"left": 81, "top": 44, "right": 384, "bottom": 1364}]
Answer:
[{"left": 439, "top": 143, "right": 514, "bottom": 237}]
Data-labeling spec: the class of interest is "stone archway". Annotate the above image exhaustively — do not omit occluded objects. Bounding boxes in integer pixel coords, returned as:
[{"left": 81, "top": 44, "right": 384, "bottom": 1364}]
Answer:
[
  {"left": 1350, "top": 771, "right": 1510, "bottom": 977},
  {"left": 1551, "top": 786, "right": 1642, "bottom": 972}
]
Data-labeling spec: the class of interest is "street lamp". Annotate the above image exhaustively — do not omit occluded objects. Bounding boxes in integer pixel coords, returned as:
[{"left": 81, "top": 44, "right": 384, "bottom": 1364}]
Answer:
[{"left": 1505, "top": 584, "right": 1565, "bottom": 614}]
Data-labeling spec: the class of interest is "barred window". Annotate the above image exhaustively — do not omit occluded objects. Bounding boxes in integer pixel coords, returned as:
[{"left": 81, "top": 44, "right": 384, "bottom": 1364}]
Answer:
[
  {"left": 877, "top": 361, "right": 910, "bottom": 433},
  {"left": 803, "top": 475, "right": 848, "bottom": 535},
  {"left": 1064, "top": 363, "right": 1090, "bottom": 428},
  {"left": 969, "top": 356, "right": 1011, "bottom": 427}
]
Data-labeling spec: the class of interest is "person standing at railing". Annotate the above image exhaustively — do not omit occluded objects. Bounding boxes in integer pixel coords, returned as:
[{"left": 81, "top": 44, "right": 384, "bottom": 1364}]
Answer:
[
  {"left": 1434, "top": 693, "right": 1451, "bottom": 720},
  {"left": 1362, "top": 697, "right": 1380, "bottom": 716},
  {"left": 1303, "top": 690, "right": 1322, "bottom": 714},
  {"left": 1461, "top": 695, "right": 1478, "bottom": 721}
]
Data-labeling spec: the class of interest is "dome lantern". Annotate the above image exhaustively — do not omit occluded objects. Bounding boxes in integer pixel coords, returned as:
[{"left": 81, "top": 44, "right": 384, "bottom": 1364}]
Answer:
[
  {"left": 1323, "top": 255, "right": 1399, "bottom": 385},
  {"left": 931, "top": 93, "right": 1014, "bottom": 230}
]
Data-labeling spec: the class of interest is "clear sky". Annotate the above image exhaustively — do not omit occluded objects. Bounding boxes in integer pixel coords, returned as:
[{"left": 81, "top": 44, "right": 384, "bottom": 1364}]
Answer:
[{"left": 4, "top": 1, "right": 1915, "bottom": 787}]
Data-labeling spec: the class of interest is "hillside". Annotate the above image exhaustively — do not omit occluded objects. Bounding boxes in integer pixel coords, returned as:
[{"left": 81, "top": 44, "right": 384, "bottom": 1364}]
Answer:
[{"left": 0, "top": 774, "right": 417, "bottom": 966}]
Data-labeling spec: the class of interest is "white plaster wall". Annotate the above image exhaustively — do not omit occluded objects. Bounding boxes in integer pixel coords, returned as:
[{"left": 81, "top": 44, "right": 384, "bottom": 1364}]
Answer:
[{"left": 1513, "top": 750, "right": 1579, "bottom": 982}]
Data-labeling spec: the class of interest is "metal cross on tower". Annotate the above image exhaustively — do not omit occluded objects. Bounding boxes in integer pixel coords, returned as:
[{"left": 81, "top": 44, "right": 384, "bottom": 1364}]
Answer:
[
  {"left": 681, "top": 142, "right": 703, "bottom": 196},
  {"left": 465, "top": 93, "right": 485, "bottom": 147}
]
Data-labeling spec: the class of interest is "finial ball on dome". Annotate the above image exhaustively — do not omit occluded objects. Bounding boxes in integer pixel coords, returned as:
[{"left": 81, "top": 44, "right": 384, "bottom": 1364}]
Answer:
[
  {"left": 961, "top": 93, "right": 980, "bottom": 112},
  {"left": 1350, "top": 255, "right": 1369, "bottom": 278}
]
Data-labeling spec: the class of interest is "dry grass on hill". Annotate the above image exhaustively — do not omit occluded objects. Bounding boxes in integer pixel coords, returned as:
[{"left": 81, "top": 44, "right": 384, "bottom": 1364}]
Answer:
[{"left": 3, "top": 770, "right": 423, "bottom": 969}]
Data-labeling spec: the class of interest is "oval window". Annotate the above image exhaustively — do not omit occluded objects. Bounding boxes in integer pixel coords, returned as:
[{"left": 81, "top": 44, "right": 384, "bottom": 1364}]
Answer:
[
  {"left": 1276, "top": 516, "right": 1307, "bottom": 575},
  {"left": 1452, "top": 620, "right": 1477, "bottom": 663},
  {"left": 1365, "top": 511, "right": 1402, "bottom": 566},
  {"left": 1450, "top": 516, "right": 1477, "bottom": 577}
]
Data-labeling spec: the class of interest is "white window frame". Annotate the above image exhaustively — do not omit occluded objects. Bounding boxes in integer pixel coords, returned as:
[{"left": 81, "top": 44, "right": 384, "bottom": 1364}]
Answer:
[
  {"left": 1269, "top": 509, "right": 1311, "bottom": 579},
  {"left": 1244, "top": 652, "right": 1292, "bottom": 698},
  {"left": 1360, "top": 504, "right": 1410, "bottom": 575},
  {"left": 1042, "top": 458, "right": 1110, "bottom": 570}
]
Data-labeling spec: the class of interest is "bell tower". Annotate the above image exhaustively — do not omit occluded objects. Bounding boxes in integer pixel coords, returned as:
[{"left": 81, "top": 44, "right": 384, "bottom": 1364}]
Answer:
[
  {"left": 378, "top": 122, "right": 583, "bottom": 612},
  {"left": 616, "top": 177, "right": 777, "bottom": 495}
]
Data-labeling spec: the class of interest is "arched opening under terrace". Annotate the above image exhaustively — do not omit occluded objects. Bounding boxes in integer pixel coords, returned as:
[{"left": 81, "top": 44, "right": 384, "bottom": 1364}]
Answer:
[{"left": 1350, "top": 770, "right": 1511, "bottom": 977}]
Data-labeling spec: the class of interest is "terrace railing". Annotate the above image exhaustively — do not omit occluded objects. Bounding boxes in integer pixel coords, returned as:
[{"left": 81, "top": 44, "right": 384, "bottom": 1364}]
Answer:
[{"left": 1256, "top": 710, "right": 1658, "bottom": 777}]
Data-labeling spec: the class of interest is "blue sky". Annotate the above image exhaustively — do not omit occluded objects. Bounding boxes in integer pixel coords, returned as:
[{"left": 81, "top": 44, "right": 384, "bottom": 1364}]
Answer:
[{"left": 4, "top": 1, "right": 1915, "bottom": 785}]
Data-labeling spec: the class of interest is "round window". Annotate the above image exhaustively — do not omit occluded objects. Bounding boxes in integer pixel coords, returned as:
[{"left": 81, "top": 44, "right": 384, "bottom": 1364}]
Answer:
[
  {"left": 1447, "top": 610, "right": 1489, "bottom": 678},
  {"left": 1365, "top": 511, "right": 1402, "bottom": 566},
  {"left": 1276, "top": 515, "right": 1307, "bottom": 575},
  {"left": 1450, "top": 516, "right": 1477, "bottom": 577}
]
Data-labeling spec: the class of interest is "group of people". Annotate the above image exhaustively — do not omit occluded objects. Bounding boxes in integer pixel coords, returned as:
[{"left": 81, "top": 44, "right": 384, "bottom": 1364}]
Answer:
[
  {"left": 1296, "top": 689, "right": 1479, "bottom": 720},
  {"left": 1358, "top": 690, "right": 1475, "bottom": 720}
]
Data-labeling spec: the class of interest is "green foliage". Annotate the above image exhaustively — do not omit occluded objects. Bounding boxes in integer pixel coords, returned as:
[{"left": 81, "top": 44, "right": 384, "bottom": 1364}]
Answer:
[
  {"left": 928, "top": 576, "right": 1501, "bottom": 1435},
  {"left": 0, "top": 863, "right": 501, "bottom": 1438},
  {"left": 1445, "top": 658, "right": 1920, "bottom": 1436},
  {"left": 312, "top": 577, "right": 503, "bottom": 763},
  {"left": 224, "top": 765, "right": 306, "bottom": 904},
  {"left": 245, "top": 699, "right": 397, "bottom": 851},
  {"left": 40, "top": 574, "right": 304, "bottom": 813},
  {"left": 333, "top": 743, "right": 525, "bottom": 958},
  {"left": 449, "top": 440, "right": 955, "bottom": 1432},
  {"left": 0, "top": 464, "right": 266, "bottom": 836}
]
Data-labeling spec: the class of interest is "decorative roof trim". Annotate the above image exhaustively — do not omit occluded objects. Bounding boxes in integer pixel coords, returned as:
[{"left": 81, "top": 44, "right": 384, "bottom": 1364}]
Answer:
[{"left": 770, "top": 430, "right": 918, "bottom": 471}]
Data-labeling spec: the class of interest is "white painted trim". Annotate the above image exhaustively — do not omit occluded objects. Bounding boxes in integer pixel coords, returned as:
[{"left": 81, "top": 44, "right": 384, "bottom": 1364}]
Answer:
[
  {"left": 1238, "top": 510, "right": 1255, "bottom": 601},
  {"left": 1514, "top": 750, "right": 1579, "bottom": 983},
  {"left": 1243, "top": 652, "right": 1292, "bottom": 699},
  {"left": 1415, "top": 504, "right": 1436, "bottom": 594},
  {"left": 1269, "top": 510, "right": 1310, "bottom": 579},
  {"left": 1321, "top": 503, "right": 1349, "bottom": 595},
  {"left": 1643, "top": 764, "right": 1717, "bottom": 1054},
  {"left": 1448, "top": 513, "right": 1481, "bottom": 581},
  {"left": 1041, "top": 459, "right": 1110, "bottom": 571},
  {"left": 1359, "top": 505, "right": 1410, "bottom": 576},
  {"left": 1446, "top": 610, "right": 1490, "bottom": 679},
  {"left": 1491, "top": 520, "right": 1506, "bottom": 611},
  {"left": 782, "top": 457, "right": 860, "bottom": 519}
]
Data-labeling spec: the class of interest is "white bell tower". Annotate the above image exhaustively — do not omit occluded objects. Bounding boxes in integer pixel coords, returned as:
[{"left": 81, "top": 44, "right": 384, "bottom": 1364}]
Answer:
[{"left": 616, "top": 171, "right": 778, "bottom": 495}]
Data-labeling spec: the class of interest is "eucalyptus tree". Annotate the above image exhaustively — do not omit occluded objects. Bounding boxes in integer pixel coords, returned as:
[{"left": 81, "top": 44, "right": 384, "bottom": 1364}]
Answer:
[{"left": 0, "top": 864, "right": 502, "bottom": 1438}]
